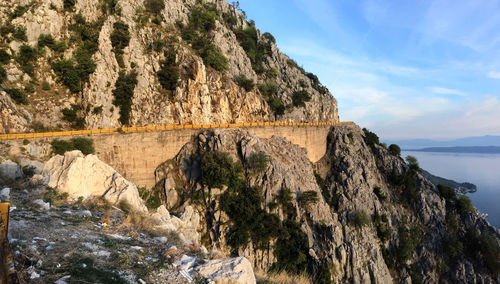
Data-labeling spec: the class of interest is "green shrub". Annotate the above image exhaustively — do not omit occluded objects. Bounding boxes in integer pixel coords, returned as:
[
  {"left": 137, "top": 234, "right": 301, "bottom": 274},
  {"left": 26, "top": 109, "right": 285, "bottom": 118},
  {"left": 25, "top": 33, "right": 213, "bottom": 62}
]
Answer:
[
  {"left": 16, "top": 44, "right": 37, "bottom": 76},
  {"left": 456, "top": 195, "right": 474, "bottom": 215},
  {"left": 306, "top": 72, "right": 328, "bottom": 94},
  {"left": 258, "top": 82, "right": 278, "bottom": 96},
  {"left": 352, "top": 210, "right": 370, "bottom": 228},
  {"left": 262, "top": 32, "right": 276, "bottom": 44},
  {"left": 405, "top": 155, "right": 420, "bottom": 172},
  {"left": 8, "top": 5, "right": 29, "bottom": 20},
  {"left": 201, "top": 151, "right": 241, "bottom": 189},
  {"left": 51, "top": 59, "right": 81, "bottom": 93},
  {"left": 266, "top": 67, "right": 278, "bottom": 78},
  {"left": 362, "top": 128, "right": 380, "bottom": 147},
  {"left": 24, "top": 82, "right": 35, "bottom": 93},
  {"left": 53, "top": 15, "right": 101, "bottom": 93},
  {"left": 6, "top": 88, "right": 28, "bottom": 104},
  {"left": 248, "top": 151, "right": 270, "bottom": 174},
  {"left": 438, "top": 184, "right": 456, "bottom": 201},
  {"left": 297, "top": 191, "right": 318, "bottom": 207},
  {"left": 388, "top": 144, "right": 401, "bottom": 156},
  {"left": 396, "top": 225, "right": 421, "bottom": 264},
  {"left": 479, "top": 233, "right": 500, "bottom": 274},
  {"left": 267, "top": 96, "right": 285, "bottom": 116},
  {"left": 443, "top": 235, "right": 463, "bottom": 260},
  {"left": 189, "top": 3, "right": 218, "bottom": 31},
  {"left": 145, "top": 0, "right": 165, "bottom": 15},
  {"left": 41, "top": 81, "right": 51, "bottom": 90},
  {"left": 291, "top": 90, "right": 311, "bottom": 107},
  {"left": 199, "top": 44, "right": 229, "bottom": 71},
  {"left": 0, "top": 49, "right": 11, "bottom": 64},
  {"left": 38, "top": 34, "right": 55, "bottom": 49},
  {"left": 276, "top": 187, "right": 293, "bottom": 211},
  {"left": 52, "top": 40, "right": 68, "bottom": 52},
  {"left": 381, "top": 246, "right": 395, "bottom": 269},
  {"left": 92, "top": 105, "right": 103, "bottom": 115},
  {"left": 234, "top": 75, "right": 254, "bottom": 91},
  {"left": 157, "top": 48, "right": 179, "bottom": 91},
  {"left": 271, "top": 219, "right": 309, "bottom": 273},
  {"left": 64, "top": 0, "right": 76, "bottom": 10},
  {"left": 51, "top": 138, "right": 95, "bottom": 155},
  {"left": 110, "top": 21, "right": 130, "bottom": 62},
  {"left": 112, "top": 71, "right": 138, "bottom": 125},
  {"left": 0, "top": 65, "right": 6, "bottom": 85},
  {"left": 12, "top": 26, "right": 27, "bottom": 41},
  {"left": 22, "top": 139, "right": 30, "bottom": 145}
]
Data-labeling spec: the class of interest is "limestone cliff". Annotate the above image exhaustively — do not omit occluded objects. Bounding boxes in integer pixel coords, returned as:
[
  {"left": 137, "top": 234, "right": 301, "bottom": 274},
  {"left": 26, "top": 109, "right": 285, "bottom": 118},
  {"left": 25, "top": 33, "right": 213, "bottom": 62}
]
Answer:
[
  {"left": 154, "top": 125, "right": 500, "bottom": 283},
  {"left": 0, "top": 0, "right": 338, "bottom": 133}
]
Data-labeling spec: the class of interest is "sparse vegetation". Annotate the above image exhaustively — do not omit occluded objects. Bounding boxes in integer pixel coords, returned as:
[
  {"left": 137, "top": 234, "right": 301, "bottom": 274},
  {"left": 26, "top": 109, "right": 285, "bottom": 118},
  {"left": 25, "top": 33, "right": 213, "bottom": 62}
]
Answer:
[
  {"left": 234, "top": 74, "right": 255, "bottom": 91},
  {"left": 297, "top": 191, "right": 318, "bottom": 207},
  {"left": 248, "top": 151, "right": 271, "bottom": 174},
  {"left": 352, "top": 210, "right": 370, "bottom": 228},
  {"left": 61, "top": 104, "right": 84, "bottom": 129},
  {"left": 234, "top": 22, "right": 272, "bottom": 74},
  {"left": 138, "top": 187, "right": 162, "bottom": 210},
  {"left": 157, "top": 48, "right": 179, "bottom": 91},
  {"left": 306, "top": 72, "right": 328, "bottom": 94},
  {"left": 181, "top": 2, "right": 229, "bottom": 72},
  {"left": 373, "top": 186, "right": 387, "bottom": 201},
  {"left": 51, "top": 138, "right": 95, "bottom": 155},
  {"left": 6, "top": 88, "right": 28, "bottom": 105},
  {"left": 258, "top": 82, "right": 278, "bottom": 96},
  {"left": 144, "top": 0, "right": 165, "bottom": 15},
  {"left": 291, "top": 90, "right": 311, "bottom": 107},
  {"left": 271, "top": 219, "right": 309, "bottom": 273},
  {"left": 0, "top": 49, "right": 10, "bottom": 64}
]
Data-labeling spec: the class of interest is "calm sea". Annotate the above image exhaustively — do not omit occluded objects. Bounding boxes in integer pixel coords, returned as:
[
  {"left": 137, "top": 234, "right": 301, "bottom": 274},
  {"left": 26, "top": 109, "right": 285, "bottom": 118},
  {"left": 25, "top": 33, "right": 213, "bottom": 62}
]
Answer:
[{"left": 401, "top": 151, "right": 500, "bottom": 229}]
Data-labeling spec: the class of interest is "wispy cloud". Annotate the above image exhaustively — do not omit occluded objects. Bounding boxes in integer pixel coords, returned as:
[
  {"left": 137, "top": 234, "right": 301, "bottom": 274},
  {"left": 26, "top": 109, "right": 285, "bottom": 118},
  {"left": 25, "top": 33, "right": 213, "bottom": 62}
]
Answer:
[
  {"left": 488, "top": 71, "right": 500, "bottom": 79},
  {"left": 429, "top": 87, "right": 465, "bottom": 96}
]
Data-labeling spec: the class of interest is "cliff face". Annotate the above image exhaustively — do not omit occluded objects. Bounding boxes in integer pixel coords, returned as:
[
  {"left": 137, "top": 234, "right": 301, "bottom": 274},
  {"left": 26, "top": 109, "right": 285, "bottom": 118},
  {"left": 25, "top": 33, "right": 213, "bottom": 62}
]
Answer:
[
  {"left": 154, "top": 124, "right": 500, "bottom": 283},
  {"left": 0, "top": 0, "right": 338, "bottom": 133}
]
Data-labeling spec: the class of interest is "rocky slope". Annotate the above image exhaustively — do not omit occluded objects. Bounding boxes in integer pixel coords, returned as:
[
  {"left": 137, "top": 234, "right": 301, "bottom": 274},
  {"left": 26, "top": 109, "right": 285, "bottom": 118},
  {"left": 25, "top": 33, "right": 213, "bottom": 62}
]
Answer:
[
  {"left": 153, "top": 124, "right": 500, "bottom": 283},
  {"left": 0, "top": 0, "right": 338, "bottom": 133}
]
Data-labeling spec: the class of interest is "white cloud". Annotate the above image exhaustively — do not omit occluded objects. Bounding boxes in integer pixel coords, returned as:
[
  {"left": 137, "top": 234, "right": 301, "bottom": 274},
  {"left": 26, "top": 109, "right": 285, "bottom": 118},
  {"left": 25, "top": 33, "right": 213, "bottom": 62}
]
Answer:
[
  {"left": 488, "top": 71, "right": 500, "bottom": 79},
  {"left": 428, "top": 87, "right": 464, "bottom": 96}
]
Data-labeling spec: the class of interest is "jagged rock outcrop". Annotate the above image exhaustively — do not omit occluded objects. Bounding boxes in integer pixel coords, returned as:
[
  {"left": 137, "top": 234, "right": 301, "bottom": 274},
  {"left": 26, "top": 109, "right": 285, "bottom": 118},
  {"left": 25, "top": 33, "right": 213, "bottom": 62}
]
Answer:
[
  {"left": 154, "top": 125, "right": 500, "bottom": 283},
  {"left": 0, "top": 0, "right": 338, "bottom": 133}
]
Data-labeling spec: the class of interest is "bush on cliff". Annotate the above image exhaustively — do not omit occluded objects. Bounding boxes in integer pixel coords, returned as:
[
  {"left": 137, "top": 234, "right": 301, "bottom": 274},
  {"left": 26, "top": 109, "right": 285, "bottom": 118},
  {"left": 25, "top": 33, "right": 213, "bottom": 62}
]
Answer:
[
  {"left": 234, "top": 75, "right": 254, "bottom": 91},
  {"left": 112, "top": 70, "right": 138, "bottom": 125},
  {"left": 51, "top": 138, "right": 95, "bottom": 155},
  {"left": 157, "top": 48, "right": 179, "bottom": 91},
  {"left": 248, "top": 151, "right": 270, "bottom": 174},
  {"left": 291, "top": 90, "right": 311, "bottom": 107},
  {"left": 388, "top": 144, "right": 401, "bottom": 156}
]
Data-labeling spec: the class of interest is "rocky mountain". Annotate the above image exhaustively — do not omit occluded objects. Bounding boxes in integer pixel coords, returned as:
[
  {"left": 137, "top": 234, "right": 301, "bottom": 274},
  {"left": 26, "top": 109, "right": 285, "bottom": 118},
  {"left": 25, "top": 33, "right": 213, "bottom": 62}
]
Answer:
[
  {"left": 0, "top": 0, "right": 338, "bottom": 133},
  {"left": 0, "top": 0, "right": 499, "bottom": 283}
]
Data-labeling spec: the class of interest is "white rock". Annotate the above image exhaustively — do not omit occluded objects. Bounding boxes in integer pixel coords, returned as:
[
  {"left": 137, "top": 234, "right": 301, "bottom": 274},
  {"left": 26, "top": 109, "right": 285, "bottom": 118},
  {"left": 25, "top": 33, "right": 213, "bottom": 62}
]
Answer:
[
  {"left": 0, "top": 188, "right": 10, "bottom": 202},
  {"left": 32, "top": 199, "right": 50, "bottom": 210},
  {"left": 0, "top": 160, "right": 23, "bottom": 179},
  {"left": 174, "top": 255, "right": 198, "bottom": 271},
  {"left": 196, "top": 257, "right": 256, "bottom": 284},
  {"left": 39, "top": 151, "right": 147, "bottom": 213},
  {"left": 55, "top": 275, "right": 71, "bottom": 284}
]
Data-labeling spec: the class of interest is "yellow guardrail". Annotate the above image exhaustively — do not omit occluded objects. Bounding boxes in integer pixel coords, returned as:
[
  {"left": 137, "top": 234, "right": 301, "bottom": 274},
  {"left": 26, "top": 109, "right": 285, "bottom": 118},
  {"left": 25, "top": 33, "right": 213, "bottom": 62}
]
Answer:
[{"left": 0, "top": 121, "right": 354, "bottom": 140}]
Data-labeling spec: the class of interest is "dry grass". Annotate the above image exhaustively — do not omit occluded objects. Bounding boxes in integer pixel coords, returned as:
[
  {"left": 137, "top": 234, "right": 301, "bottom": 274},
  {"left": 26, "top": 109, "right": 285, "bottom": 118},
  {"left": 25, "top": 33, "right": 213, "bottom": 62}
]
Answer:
[{"left": 255, "top": 270, "right": 312, "bottom": 284}]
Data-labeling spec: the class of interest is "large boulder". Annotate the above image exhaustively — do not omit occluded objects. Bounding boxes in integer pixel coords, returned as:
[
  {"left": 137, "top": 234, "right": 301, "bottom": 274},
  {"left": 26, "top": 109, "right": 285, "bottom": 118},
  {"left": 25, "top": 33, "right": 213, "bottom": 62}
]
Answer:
[
  {"left": 0, "top": 160, "right": 23, "bottom": 180},
  {"left": 40, "top": 151, "right": 147, "bottom": 213},
  {"left": 150, "top": 205, "right": 200, "bottom": 244},
  {"left": 196, "top": 257, "right": 256, "bottom": 284}
]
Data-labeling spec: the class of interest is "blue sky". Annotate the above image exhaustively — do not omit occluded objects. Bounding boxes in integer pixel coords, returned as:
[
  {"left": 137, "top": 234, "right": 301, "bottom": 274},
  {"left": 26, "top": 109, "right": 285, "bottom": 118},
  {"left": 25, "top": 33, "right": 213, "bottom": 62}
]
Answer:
[{"left": 236, "top": 0, "right": 500, "bottom": 139}]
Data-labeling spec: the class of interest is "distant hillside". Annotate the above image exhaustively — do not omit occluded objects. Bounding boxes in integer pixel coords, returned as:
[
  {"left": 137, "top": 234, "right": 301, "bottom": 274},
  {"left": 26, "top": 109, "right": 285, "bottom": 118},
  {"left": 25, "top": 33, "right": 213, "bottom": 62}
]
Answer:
[
  {"left": 420, "top": 169, "right": 477, "bottom": 194},
  {"left": 407, "top": 146, "right": 500, "bottom": 154},
  {"left": 384, "top": 135, "right": 500, "bottom": 149}
]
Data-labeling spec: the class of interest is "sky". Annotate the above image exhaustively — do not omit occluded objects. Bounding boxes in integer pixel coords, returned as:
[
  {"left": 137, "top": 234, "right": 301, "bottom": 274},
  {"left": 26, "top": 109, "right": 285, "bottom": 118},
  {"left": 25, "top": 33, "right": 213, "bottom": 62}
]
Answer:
[{"left": 235, "top": 0, "right": 500, "bottom": 140}]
